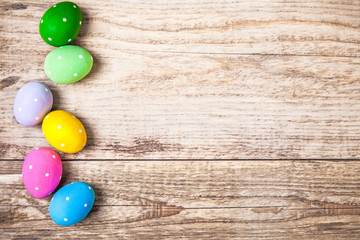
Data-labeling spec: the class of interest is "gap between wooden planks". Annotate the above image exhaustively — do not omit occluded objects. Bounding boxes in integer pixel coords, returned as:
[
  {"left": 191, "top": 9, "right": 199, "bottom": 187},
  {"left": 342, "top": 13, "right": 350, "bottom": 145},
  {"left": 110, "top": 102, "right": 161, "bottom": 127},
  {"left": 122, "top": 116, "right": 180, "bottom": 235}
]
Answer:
[{"left": 1, "top": 160, "right": 360, "bottom": 239}]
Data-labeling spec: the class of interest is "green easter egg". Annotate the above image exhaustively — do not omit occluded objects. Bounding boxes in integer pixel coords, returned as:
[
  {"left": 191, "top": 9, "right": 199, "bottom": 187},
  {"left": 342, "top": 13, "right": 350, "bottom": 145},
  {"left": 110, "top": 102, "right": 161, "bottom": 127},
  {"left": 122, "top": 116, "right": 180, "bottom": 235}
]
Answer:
[
  {"left": 39, "top": 2, "right": 82, "bottom": 47},
  {"left": 44, "top": 45, "right": 93, "bottom": 84}
]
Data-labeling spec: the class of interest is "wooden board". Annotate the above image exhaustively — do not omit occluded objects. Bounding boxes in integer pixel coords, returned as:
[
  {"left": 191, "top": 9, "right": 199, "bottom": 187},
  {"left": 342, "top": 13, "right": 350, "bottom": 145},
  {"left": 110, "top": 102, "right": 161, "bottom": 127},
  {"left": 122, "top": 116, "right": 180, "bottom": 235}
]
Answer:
[
  {"left": 1, "top": 0, "right": 360, "bottom": 159},
  {"left": 2, "top": 0, "right": 360, "bottom": 239},
  {"left": 2, "top": 160, "right": 360, "bottom": 239}
]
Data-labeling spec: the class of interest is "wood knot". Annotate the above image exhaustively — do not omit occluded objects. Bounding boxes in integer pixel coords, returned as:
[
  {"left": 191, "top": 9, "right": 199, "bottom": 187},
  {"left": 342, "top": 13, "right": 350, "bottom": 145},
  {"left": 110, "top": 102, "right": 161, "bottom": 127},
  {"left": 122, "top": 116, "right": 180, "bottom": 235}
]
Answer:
[
  {"left": 138, "top": 197, "right": 184, "bottom": 220},
  {"left": 0, "top": 76, "right": 18, "bottom": 90},
  {"left": 11, "top": 3, "right": 27, "bottom": 10}
]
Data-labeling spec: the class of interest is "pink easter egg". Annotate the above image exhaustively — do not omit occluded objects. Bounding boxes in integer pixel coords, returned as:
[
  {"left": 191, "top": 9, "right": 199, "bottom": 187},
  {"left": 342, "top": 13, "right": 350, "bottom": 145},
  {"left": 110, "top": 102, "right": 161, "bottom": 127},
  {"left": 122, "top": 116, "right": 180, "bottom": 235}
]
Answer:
[{"left": 22, "top": 147, "right": 62, "bottom": 199}]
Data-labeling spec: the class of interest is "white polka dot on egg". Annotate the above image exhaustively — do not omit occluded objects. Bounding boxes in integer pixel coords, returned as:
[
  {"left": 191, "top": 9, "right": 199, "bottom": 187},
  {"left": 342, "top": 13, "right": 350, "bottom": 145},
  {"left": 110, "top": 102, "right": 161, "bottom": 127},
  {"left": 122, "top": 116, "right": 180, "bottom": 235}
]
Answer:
[
  {"left": 58, "top": 56, "right": 62, "bottom": 60},
  {"left": 34, "top": 98, "right": 38, "bottom": 102},
  {"left": 84, "top": 203, "right": 87, "bottom": 207},
  {"left": 66, "top": 197, "right": 69, "bottom": 200},
  {"left": 74, "top": 73, "right": 78, "bottom": 77},
  {"left": 79, "top": 129, "right": 82, "bottom": 133},
  {"left": 35, "top": 187, "right": 39, "bottom": 190},
  {"left": 88, "top": 186, "right": 91, "bottom": 190},
  {"left": 45, "top": 173, "right": 49, "bottom": 177},
  {"left": 73, "top": 5, "right": 76, "bottom": 8},
  {"left": 48, "top": 37, "right": 52, "bottom": 41},
  {"left": 52, "top": 155, "right": 56, "bottom": 158},
  {"left": 63, "top": 18, "right": 67, "bottom": 22},
  {"left": 79, "top": 55, "right": 83, "bottom": 59},
  {"left": 57, "top": 125, "right": 62, "bottom": 129},
  {"left": 18, "top": 107, "right": 22, "bottom": 112},
  {"left": 64, "top": 218, "right": 68, "bottom": 221},
  {"left": 29, "top": 165, "right": 32, "bottom": 169},
  {"left": 68, "top": 38, "right": 72, "bottom": 42},
  {"left": 61, "top": 143, "right": 65, "bottom": 147}
]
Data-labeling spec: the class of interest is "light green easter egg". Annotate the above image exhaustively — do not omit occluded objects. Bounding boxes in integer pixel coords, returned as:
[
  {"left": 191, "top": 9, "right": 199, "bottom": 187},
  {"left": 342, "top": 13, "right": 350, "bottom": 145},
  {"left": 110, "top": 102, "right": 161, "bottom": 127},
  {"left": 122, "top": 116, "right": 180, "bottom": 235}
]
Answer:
[{"left": 44, "top": 45, "right": 93, "bottom": 84}]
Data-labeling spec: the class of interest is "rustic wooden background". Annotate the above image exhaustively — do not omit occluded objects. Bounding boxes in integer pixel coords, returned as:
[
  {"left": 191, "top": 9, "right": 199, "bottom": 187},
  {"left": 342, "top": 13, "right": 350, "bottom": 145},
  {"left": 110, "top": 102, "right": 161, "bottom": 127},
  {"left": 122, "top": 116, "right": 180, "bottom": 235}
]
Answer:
[{"left": 1, "top": 0, "right": 360, "bottom": 239}]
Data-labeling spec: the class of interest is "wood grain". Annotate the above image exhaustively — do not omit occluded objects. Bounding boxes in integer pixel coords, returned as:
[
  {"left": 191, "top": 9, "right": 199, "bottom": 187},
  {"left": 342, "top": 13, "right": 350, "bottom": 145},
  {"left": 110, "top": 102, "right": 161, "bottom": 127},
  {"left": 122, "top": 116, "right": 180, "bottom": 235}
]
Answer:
[
  {"left": 1, "top": 0, "right": 360, "bottom": 159},
  {"left": 2, "top": 0, "right": 360, "bottom": 239},
  {"left": 2, "top": 160, "right": 360, "bottom": 239}
]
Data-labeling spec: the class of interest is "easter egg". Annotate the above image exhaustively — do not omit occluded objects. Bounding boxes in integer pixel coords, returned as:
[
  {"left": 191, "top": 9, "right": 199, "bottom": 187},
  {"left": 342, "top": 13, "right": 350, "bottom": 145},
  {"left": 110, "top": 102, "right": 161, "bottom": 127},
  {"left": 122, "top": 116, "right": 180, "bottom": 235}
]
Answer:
[
  {"left": 49, "top": 182, "right": 95, "bottom": 226},
  {"left": 39, "top": 1, "right": 82, "bottom": 47},
  {"left": 44, "top": 45, "right": 93, "bottom": 84},
  {"left": 13, "top": 82, "right": 53, "bottom": 127},
  {"left": 22, "top": 148, "right": 62, "bottom": 199},
  {"left": 42, "top": 110, "right": 87, "bottom": 153}
]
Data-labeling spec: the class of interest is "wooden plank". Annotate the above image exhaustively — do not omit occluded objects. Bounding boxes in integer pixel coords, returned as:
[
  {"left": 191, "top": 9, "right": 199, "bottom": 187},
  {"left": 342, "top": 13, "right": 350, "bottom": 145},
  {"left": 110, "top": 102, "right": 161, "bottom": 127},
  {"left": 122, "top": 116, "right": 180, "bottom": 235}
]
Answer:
[
  {"left": 1, "top": 0, "right": 360, "bottom": 159},
  {"left": 1, "top": 160, "right": 360, "bottom": 239}
]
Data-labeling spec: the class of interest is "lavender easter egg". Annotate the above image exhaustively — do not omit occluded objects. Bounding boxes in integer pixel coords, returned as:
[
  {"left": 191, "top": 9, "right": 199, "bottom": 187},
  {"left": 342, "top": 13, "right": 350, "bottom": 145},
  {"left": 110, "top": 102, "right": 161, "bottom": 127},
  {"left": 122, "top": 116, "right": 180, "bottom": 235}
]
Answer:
[
  {"left": 22, "top": 148, "right": 62, "bottom": 199},
  {"left": 49, "top": 182, "right": 95, "bottom": 226},
  {"left": 14, "top": 82, "right": 53, "bottom": 127}
]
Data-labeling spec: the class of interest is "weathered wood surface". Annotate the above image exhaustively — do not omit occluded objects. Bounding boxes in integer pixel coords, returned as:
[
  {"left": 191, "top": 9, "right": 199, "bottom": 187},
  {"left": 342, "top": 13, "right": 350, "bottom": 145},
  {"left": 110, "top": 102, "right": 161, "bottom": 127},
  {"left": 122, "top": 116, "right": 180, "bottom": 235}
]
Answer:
[
  {"left": 1, "top": 160, "right": 360, "bottom": 239},
  {"left": 2, "top": 0, "right": 360, "bottom": 239},
  {"left": 1, "top": 0, "right": 360, "bottom": 159}
]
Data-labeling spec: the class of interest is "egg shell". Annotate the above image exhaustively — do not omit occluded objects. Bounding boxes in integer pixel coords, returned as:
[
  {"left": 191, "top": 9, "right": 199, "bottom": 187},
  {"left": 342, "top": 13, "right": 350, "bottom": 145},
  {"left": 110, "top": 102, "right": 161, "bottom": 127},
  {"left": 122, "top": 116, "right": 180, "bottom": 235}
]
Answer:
[
  {"left": 49, "top": 182, "right": 95, "bottom": 226},
  {"left": 39, "top": 1, "right": 82, "bottom": 47},
  {"left": 22, "top": 148, "right": 62, "bottom": 199},
  {"left": 44, "top": 45, "right": 93, "bottom": 84},
  {"left": 42, "top": 110, "right": 87, "bottom": 153},
  {"left": 13, "top": 82, "right": 53, "bottom": 127}
]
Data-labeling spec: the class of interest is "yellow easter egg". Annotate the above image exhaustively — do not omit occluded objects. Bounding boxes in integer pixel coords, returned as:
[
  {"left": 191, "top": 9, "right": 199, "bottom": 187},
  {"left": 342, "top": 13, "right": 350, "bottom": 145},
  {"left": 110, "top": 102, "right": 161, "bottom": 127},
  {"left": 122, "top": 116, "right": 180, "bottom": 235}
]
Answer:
[{"left": 42, "top": 110, "right": 87, "bottom": 153}]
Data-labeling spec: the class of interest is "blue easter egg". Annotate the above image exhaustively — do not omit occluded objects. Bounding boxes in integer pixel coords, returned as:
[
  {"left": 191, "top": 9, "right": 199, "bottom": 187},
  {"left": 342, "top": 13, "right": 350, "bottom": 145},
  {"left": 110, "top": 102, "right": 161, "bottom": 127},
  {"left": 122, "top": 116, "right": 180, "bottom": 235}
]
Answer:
[{"left": 49, "top": 182, "right": 95, "bottom": 226}]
